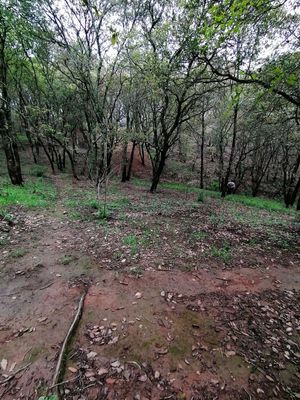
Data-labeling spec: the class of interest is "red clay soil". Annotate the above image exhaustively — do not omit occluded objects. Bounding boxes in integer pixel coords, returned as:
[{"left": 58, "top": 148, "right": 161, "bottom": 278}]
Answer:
[{"left": 0, "top": 175, "right": 299, "bottom": 400}]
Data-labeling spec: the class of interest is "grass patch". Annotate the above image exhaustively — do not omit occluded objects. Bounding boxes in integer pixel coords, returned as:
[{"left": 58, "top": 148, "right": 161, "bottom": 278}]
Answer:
[
  {"left": 122, "top": 234, "right": 139, "bottom": 255},
  {"left": 131, "top": 178, "right": 294, "bottom": 214},
  {"left": 0, "top": 177, "right": 56, "bottom": 209},
  {"left": 10, "top": 248, "right": 27, "bottom": 258},
  {"left": 59, "top": 254, "right": 77, "bottom": 265},
  {"left": 191, "top": 230, "right": 208, "bottom": 241},
  {"left": 210, "top": 243, "right": 232, "bottom": 264},
  {"left": 226, "top": 194, "right": 292, "bottom": 213}
]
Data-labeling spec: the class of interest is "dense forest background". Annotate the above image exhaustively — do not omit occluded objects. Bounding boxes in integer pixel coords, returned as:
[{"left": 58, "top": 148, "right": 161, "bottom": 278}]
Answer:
[{"left": 0, "top": 0, "right": 299, "bottom": 207}]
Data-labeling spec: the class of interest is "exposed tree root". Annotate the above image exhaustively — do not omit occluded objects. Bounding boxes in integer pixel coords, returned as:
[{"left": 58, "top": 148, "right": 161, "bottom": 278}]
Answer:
[{"left": 52, "top": 291, "right": 87, "bottom": 398}]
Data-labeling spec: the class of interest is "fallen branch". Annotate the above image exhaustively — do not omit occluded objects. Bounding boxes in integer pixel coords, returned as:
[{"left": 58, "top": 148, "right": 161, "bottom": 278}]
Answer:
[
  {"left": 52, "top": 291, "right": 86, "bottom": 398},
  {"left": 0, "top": 362, "right": 32, "bottom": 384}
]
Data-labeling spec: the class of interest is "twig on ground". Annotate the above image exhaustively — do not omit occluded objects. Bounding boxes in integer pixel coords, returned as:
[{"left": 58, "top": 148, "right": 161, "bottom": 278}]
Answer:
[
  {"left": 49, "top": 375, "right": 79, "bottom": 389},
  {"left": 0, "top": 363, "right": 32, "bottom": 384}
]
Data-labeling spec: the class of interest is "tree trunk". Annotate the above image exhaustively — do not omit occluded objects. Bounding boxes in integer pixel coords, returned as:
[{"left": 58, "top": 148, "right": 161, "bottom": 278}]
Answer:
[
  {"left": 138, "top": 143, "right": 145, "bottom": 166},
  {"left": 200, "top": 112, "right": 205, "bottom": 189},
  {"left": 150, "top": 149, "right": 168, "bottom": 193},
  {"left": 126, "top": 140, "right": 136, "bottom": 181},
  {"left": 0, "top": 109, "right": 23, "bottom": 185},
  {"left": 121, "top": 142, "right": 128, "bottom": 182},
  {"left": 0, "top": 33, "right": 23, "bottom": 185},
  {"left": 222, "top": 103, "right": 238, "bottom": 197}
]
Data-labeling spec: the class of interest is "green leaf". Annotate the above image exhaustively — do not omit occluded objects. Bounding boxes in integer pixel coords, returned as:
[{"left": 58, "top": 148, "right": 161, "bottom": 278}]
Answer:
[
  {"left": 38, "top": 395, "right": 58, "bottom": 400},
  {"left": 111, "top": 32, "right": 118, "bottom": 46}
]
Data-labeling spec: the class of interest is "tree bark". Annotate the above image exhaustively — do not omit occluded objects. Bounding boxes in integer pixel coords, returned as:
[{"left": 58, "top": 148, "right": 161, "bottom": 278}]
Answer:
[
  {"left": 200, "top": 112, "right": 205, "bottom": 189},
  {"left": 150, "top": 148, "right": 168, "bottom": 193},
  {"left": 0, "top": 32, "right": 23, "bottom": 185},
  {"left": 222, "top": 103, "right": 238, "bottom": 197},
  {"left": 121, "top": 142, "right": 128, "bottom": 182},
  {"left": 0, "top": 110, "right": 23, "bottom": 185},
  {"left": 126, "top": 140, "right": 136, "bottom": 181}
]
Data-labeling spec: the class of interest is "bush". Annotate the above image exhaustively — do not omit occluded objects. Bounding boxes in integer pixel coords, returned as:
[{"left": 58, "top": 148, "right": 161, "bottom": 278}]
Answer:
[
  {"left": 208, "top": 180, "right": 219, "bottom": 192},
  {"left": 30, "top": 165, "right": 47, "bottom": 177}
]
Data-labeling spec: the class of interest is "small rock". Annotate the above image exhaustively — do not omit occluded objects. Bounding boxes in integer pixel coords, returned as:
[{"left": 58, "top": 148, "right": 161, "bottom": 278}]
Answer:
[
  {"left": 154, "top": 371, "right": 160, "bottom": 379},
  {"left": 225, "top": 351, "right": 236, "bottom": 357},
  {"left": 87, "top": 351, "right": 97, "bottom": 359},
  {"left": 111, "top": 360, "right": 121, "bottom": 368},
  {"left": 1, "top": 359, "right": 8, "bottom": 371},
  {"left": 85, "top": 370, "right": 95, "bottom": 378},
  {"left": 68, "top": 367, "right": 77, "bottom": 373},
  {"left": 98, "top": 368, "right": 109, "bottom": 376},
  {"left": 135, "top": 292, "right": 142, "bottom": 299},
  {"left": 138, "top": 374, "right": 148, "bottom": 382}
]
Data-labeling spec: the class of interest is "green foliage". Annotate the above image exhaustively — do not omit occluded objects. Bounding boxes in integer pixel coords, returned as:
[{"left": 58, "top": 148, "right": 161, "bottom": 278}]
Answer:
[
  {"left": 38, "top": 395, "right": 58, "bottom": 400},
  {"left": 0, "top": 178, "right": 56, "bottom": 209}
]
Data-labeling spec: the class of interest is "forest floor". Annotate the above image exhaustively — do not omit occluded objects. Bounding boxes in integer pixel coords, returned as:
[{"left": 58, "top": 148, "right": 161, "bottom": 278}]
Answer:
[{"left": 0, "top": 172, "right": 299, "bottom": 400}]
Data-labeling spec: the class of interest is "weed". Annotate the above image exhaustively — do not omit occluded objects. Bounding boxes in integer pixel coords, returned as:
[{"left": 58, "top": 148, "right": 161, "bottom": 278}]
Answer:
[
  {"left": 248, "top": 238, "right": 258, "bottom": 247},
  {"left": 210, "top": 243, "right": 232, "bottom": 264},
  {"left": 197, "top": 191, "right": 205, "bottom": 203},
  {"left": 30, "top": 165, "right": 47, "bottom": 177},
  {"left": 10, "top": 248, "right": 27, "bottom": 258},
  {"left": 0, "top": 236, "right": 8, "bottom": 246},
  {"left": 0, "top": 211, "right": 14, "bottom": 223},
  {"left": 209, "top": 213, "right": 226, "bottom": 228},
  {"left": 191, "top": 230, "right": 208, "bottom": 241},
  {"left": 141, "top": 229, "right": 153, "bottom": 246},
  {"left": 59, "top": 254, "right": 76, "bottom": 265},
  {"left": 208, "top": 180, "right": 219, "bottom": 192},
  {"left": 130, "top": 266, "right": 143, "bottom": 278},
  {"left": 122, "top": 234, "right": 139, "bottom": 255}
]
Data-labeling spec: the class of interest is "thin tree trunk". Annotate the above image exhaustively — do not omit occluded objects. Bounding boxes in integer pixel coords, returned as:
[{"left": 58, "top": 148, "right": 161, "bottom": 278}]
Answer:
[
  {"left": 150, "top": 148, "right": 168, "bottom": 193},
  {"left": 222, "top": 103, "right": 238, "bottom": 197},
  {"left": 138, "top": 143, "right": 145, "bottom": 166},
  {"left": 121, "top": 142, "right": 128, "bottom": 182},
  {"left": 126, "top": 140, "right": 136, "bottom": 181},
  {"left": 0, "top": 110, "right": 23, "bottom": 185},
  {"left": 200, "top": 112, "right": 205, "bottom": 189}
]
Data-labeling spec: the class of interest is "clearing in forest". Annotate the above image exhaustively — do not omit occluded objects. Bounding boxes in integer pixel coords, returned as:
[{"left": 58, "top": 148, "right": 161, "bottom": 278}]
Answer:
[{"left": 0, "top": 174, "right": 299, "bottom": 400}]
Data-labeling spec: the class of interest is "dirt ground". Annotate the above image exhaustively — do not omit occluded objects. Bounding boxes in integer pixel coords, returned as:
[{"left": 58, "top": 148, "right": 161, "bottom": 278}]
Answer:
[{"left": 0, "top": 174, "right": 299, "bottom": 400}]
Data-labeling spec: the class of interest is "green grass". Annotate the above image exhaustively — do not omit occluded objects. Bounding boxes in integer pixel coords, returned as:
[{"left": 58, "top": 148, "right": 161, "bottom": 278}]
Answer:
[
  {"left": 0, "top": 177, "right": 56, "bottom": 209},
  {"left": 191, "top": 230, "right": 208, "bottom": 241},
  {"left": 122, "top": 234, "right": 139, "bottom": 255},
  {"left": 210, "top": 243, "right": 232, "bottom": 264},
  {"left": 10, "top": 248, "right": 27, "bottom": 258},
  {"left": 59, "top": 254, "right": 76, "bottom": 265},
  {"left": 131, "top": 178, "right": 294, "bottom": 214},
  {"left": 226, "top": 194, "right": 292, "bottom": 213}
]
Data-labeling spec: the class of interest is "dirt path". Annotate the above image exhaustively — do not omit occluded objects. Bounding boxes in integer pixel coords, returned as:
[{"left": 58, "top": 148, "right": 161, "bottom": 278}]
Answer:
[{"left": 0, "top": 175, "right": 299, "bottom": 399}]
